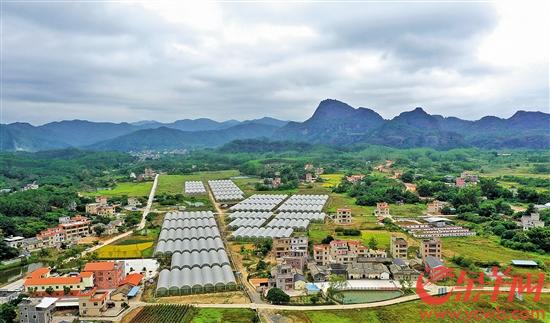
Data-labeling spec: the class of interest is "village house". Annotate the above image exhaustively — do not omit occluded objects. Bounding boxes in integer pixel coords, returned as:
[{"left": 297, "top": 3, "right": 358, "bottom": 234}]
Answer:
[
  {"left": 127, "top": 197, "right": 141, "bottom": 208},
  {"left": 307, "top": 262, "right": 329, "bottom": 282},
  {"left": 3, "top": 236, "right": 25, "bottom": 249},
  {"left": 389, "top": 263, "right": 421, "bottom": 282},
  {"left": 249, "top": 278, "right": 269, "bottom": 293},
  {"left": 59, "top": 215, "right": 91, "bottom": 243},
  {"left": 269, "top": 263, "right": 302, "bottom": 291},
  {"left": 390, "top": 235, "right": 408, "bottom": 259},
  {"left": 36, "top": 227, "right": 66, "bottom": 248},
  {"left": 83, "top": 261, "right": 124, "bottom": 289},
  {"left": 460, "top": 171, "right": 479, "bottom": 183},
  {"left": 79, "top": 291, "right": 109, "bottom": 317},
  {"left": 424, "top": 256, "right": 445, "bottom": 279},
  {"left": 22, "top": 182, "right": 39, "bottom": 191},
  {"left": 305, "top": 173, "right": 314, "bottom": 183},
  {"left": 105, "top": 219, "right": 123, "bottom": 235},
  {"left": 272, "top": 236, "right": 308, "bottom": 258},
  {"left": 143, "top": 167, "right": 156, "bottom": 180},
  {"left": 304, "top": 163, "right": 314, "bottom": 171},
  {"left": 420, "top": 238, "right": 442, "bottom": 260},
  {"left": 331, "top": 208, "right": 353, "bottom": 224},
  {"left": 347, "top": 262, "right": 390, "bottom": 280},
  {"left": 18, "top": 297, "right": 57, "bottom": 323},
  {"left": 315, "top": 167, "right": 324, "bottom": 175},
  {"left": 313, "top": 240, "right": 384, "bottom": 266},
  {"left": 404, "top": 183, "right": 417, "bottom": 192},
  {"left": 455, "top": 177, "right": 467, "bottom": 188},
  {"left": 24, "top": 268, "right": 95, "bottom": 297},
  {"left": 346, "top": 174, "right": 365, "bottom": 183},
  {"left": 426, "top": 200, "right": 447, "bottom": 214},
  {"left": 521, "top": 213, "right": 545, "bottom": 231},
  {"left": 85, "top": 203, "right": 116, "bottom": 216},
  {"left": 374, "top": 202, "right": 390, "bottom": 217}
]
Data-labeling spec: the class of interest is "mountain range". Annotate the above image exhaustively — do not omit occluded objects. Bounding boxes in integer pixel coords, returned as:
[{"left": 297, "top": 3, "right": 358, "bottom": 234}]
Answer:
[{"left": 1, "top": 99, "right": 548, "bottom": 152}]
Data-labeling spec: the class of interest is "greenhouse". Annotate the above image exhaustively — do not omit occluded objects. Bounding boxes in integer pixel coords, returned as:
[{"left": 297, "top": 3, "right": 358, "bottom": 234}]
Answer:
[
  {"left": 156, "top": 264, "right": 237, "bottom": 296},
  {"left": 184, "top": 181, "right": 207, "bottom": 194},
  {"left": 208, "top": 180, "right": 244, "bottom": 201},
  {"left": 170, "top": 249, "right": 230, "bottom": 270},
  {"left": 229, "top": 194, "right": 288, "bottom": 211},
  {"left": 231, "top": 226, "right": 293, "bottom": 240},
  {"left": 276, "top": 194, "right": 329, "bottom": 212}
]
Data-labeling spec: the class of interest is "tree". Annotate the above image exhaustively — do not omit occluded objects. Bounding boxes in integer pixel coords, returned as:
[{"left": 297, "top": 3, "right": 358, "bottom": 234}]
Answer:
[
  {"left": 310, "top": 294, "right": 320, "bottom": 304},
  {"left": 256, "top": 260, "right": 267, "bottom": 271},
  {"left": 266, "top": 287, "right": 290, "bottom": 304},
  {"left": 93, "top": 224, "right": 106, "bottom": 237},
  {"left": 45, "top": 287, "right": 54, "bottom": 295},
  {"left": 63, "top": 286, "right": 71, "bottom": 295},
  {"left": 321, "top": 235, "right": 334, "bottom": 244},
  {"left": 368, "top": 237, "right": 378, "bottom": 250},
  {"left": 327, "top": 274, "right": 346, "bottom": 303},
  {"left": 0, "top": 241, "right": 19, "bottom": 261}
]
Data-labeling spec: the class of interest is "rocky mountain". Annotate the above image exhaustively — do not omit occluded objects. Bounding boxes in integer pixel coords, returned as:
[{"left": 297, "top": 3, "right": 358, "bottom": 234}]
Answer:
[
  {"left": 272, "top": 99, "right": 385, "bottom": 144},
  {"left": 274, "top": 99, "right": 549, "bottom": 149}
]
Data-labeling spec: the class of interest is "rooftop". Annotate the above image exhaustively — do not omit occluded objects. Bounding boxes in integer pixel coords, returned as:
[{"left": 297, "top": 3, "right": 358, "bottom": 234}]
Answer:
[
  {"left": 511, "top": 260, "right": 538, "bottom": 267},
  {"left": 36, "top": 297, "right": 58, "bottom": 309},
  {"left": 84, "top": 261, "right": 117, "bottom": 271}
]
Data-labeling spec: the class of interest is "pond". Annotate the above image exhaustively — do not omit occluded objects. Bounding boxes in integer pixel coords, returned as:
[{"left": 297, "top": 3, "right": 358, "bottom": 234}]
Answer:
[
  {"left": 339, "top": 290, "right": 403, "bottom": 304},
  {"left": 0, "top": 262, "right": 43, "bottom": 286}
]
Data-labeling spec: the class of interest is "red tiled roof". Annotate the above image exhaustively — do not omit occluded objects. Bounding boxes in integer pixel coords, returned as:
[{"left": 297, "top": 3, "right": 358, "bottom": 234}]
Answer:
[
  {"left": 84, "top": 261, "right": 116, "bottom": 271},
  {"left": 121, "top": 273, "right": 144, "bottom": 286}
]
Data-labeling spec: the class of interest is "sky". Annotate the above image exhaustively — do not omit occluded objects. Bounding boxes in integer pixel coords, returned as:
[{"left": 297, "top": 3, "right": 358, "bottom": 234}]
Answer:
[{"left": 1, "top": 0, "right": 548, "bottom": 125}]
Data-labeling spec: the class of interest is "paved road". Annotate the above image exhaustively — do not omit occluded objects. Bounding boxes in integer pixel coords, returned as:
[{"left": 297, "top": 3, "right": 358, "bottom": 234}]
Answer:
[
  {"left": 80, "top": 174, "right": 159, "bottom": 257},
  {"left": 206, "top": 185, "right": 264, "bottom": 304}
]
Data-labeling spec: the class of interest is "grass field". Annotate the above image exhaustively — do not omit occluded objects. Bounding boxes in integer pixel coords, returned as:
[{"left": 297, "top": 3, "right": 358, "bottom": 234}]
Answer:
[
  {"left": 479, "top": 165, "right": 550, "bottom": 179},
  {"left": 84, "top": 181, "right": 153, "bottom": 197},
  {"left": 389, "top": 203, "right": 426, "bottom": 217},
  {"left": 442, "top": 235, "right": 550, "bottom": 269},
  {"left": 277, "top": 293, "right": 549, "bottom": 323},
  {"left": 337, "top": 230, "right": 408, "bottom": 250},
  {"left": 191, "top": 308, "right": 256, "bottom": 323},
  {"left": 157, "top": 171, "right": 241, "bottom": 195}
]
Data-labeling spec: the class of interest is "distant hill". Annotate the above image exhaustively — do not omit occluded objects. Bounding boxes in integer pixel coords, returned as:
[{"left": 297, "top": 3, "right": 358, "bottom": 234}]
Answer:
[
  {"left": 88, "top": 122, "right": 281, "bottom": 151},
  {"left": 1, "top": 100, "right": 547, "bottom": 151}
]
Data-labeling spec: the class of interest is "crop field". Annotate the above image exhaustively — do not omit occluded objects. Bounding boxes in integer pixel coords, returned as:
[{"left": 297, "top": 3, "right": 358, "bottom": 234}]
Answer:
[
  {"left": 84, "top": 181, "right": 153, "bottom": 197},
  {"left": 96, "top": 241, "right": 154, "bottom": 259},
  {"left": 128, "top": 305, "right": 195, "bottom": 323},
  {"left": 442, "top": 235, "right": 550, "bottom": 268},
  {"left": 191, "top": 308, "right": 256, "bottom": 323},
  {"left": 320, "top": 173, "right": 344, "bottom": 188},
  {"left": 276, "top": 293, "right": 549, "bottom": 323}
]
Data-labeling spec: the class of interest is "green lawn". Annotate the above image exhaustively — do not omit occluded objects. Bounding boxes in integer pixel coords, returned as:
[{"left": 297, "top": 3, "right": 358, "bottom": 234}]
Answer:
[
  {"left": 442, "top": 235, "right": 550, "bottom": 269},
  {"left": 191, "top": 308, "right": 256, "bottom": 323},
  {"left": 338, "top": 230, "right": 403, "bottom": 250},
  {"left": 83, "top": 181, "right": 153, "bottom": 197},
  {"left": 282, "top": 293, "right": 550, "bottom": 323}
]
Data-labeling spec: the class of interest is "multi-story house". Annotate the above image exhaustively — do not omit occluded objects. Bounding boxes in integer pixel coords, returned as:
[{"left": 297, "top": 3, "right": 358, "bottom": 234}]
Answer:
[
  {"left": 331, "top": 208, "right": 353, "bottom": 224},
  {"left": 390, "top": 235, "right": 408, "bottom": 259},
  {"left": 374, "top": 202, "right": 390, "bottom": 217},
  {"left": 18, "top": 297, "right": 57, "bottom": 323},
  {"left": 59, "top": 215, "right": 91, "bottom": 243},
  {"left": 83, "top": 261, "right": 124, "bottom": 289},
  {"left": 427, "top": 200, "right": 446, "bottom": 214},
  {"left": 420, "top": 238, "right": 442, "bottom": 260}
]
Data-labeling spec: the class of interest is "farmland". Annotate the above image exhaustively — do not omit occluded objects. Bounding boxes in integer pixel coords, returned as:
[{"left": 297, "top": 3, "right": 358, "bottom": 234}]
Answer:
[
  {"left": 128, "top": 305, "right": 196, "bottom": 323},
  {"left": 191, "top": 308, "right": 257, "bottom": 323},
  {"left": 84, "top": 181, "right": 153, "bottom": 197},
  {"left": 96, "top": 241, "right": 154, "bottom": 259},
  {"left": 274, "top": 293, "right": 550, "bottom": 323}
]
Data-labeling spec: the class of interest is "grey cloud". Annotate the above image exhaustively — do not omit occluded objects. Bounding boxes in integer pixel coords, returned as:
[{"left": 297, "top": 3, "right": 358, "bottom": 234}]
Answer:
[{"left": 1, "top": 2, "right": 548, "bottom": 124}]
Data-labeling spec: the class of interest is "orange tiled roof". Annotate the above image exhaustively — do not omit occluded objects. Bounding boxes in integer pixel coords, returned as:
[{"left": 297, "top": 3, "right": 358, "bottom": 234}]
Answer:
[
  {"left": 249, "top": 278, "right": 269, "bottom": 286},
  {"left": 84, "top": 261, "right": 116, "bottom": 271},
  {"left": 121, "top": 273, "right": 144, "bottom": 286},
  {"left": 25, "top": 275, "right": 82, "bottom": 286},
  {"left": 81, "top": 271, "right": 94, "bottom": 278},
  {"left": 26, "top": 267, "right": 50, "bottom": 279}
]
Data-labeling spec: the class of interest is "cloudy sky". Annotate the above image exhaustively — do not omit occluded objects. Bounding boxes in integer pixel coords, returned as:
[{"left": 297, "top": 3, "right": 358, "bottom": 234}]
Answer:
[{"left": 1, "top": 1, "right": 548, "bottom": 125}]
